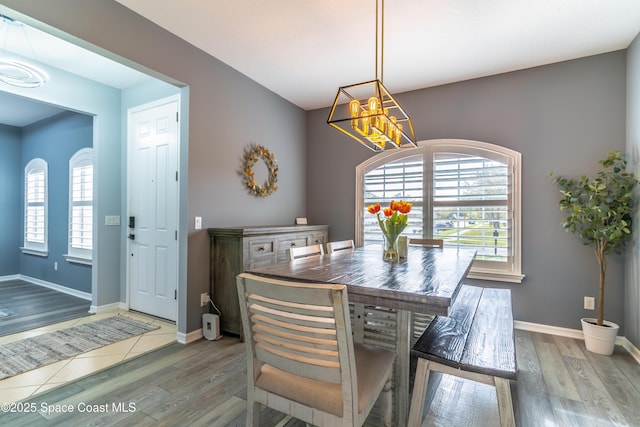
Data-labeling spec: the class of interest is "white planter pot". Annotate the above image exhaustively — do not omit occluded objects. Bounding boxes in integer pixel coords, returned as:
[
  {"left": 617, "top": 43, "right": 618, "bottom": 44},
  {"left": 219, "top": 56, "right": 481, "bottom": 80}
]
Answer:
[{"left": 581, "top": 318, "right": 619, "bottom": 355}]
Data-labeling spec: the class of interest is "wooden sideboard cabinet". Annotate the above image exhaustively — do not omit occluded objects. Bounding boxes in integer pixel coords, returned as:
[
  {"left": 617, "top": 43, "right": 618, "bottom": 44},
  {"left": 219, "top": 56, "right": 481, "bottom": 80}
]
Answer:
[{"left": 208, "top": 225, "right": 329, "bottom": 336}]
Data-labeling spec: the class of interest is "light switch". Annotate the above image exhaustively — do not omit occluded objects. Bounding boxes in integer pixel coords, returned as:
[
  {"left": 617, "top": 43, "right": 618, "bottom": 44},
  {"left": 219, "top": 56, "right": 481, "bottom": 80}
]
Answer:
[{"left": 105, "top": 215, "right": 121, "bottom": 226}]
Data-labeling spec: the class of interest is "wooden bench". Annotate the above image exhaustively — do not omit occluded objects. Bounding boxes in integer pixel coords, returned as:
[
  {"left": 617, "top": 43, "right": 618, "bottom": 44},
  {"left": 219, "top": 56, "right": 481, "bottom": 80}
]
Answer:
[{"left": 407, "top": 285, "right": 517, "bottom": 427}]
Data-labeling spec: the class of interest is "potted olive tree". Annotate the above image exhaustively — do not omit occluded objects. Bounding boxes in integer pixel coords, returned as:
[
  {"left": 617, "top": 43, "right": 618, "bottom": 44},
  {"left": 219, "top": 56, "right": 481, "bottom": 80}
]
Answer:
[{"left": 551, "top": 151, "right": 638, "bottom": 355}]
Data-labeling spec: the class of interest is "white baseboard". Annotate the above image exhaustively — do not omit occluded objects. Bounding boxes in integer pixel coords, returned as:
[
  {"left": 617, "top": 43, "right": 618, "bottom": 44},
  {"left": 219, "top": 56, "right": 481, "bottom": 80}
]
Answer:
[
  {"left": 17, "top": 274, "right": 91, "bottom": 301},
  {"left": 515, "top": 320, "right": 640, "bottom": 365},
  {"left": 0, "top": 274, "right": 21, "bottom": 281},
  {"left": 515, "top": 320, "right": 584, "bottom": 339}
]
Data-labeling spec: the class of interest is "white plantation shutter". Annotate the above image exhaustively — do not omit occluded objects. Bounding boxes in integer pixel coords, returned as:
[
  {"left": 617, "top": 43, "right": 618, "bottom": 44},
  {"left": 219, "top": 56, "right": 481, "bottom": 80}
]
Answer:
[
  {"left": 363, "top": 156, "right": 423, "bottom": 245},
  {"left": 432, "top": 153, "right": 509, "bottom": 262},
  {"left": 23, "top": 158, "right": 48, "bottom": 255},
  {"left": 66, "top": 148, "right": 93, "bottom": 263},
  {"left": 357, "top": 140, "right": 523, "bottom": 283}
]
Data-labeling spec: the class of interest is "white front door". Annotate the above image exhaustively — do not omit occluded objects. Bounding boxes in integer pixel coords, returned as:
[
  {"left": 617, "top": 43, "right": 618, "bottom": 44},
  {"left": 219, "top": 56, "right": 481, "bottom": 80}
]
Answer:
[{"left": 127, "top": 96, "right": 179, "bottom": 321}]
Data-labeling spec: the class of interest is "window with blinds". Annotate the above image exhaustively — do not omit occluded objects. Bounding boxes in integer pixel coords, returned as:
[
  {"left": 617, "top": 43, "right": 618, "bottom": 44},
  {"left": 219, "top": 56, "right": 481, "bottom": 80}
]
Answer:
[
  {"left": 23, "top": 158, "right": 48, "bottom": 255},
  {"left": 357, "top": 140, "right": 523, "bottom": 283},
  {"left": 67, "top": 148, "right": 93, "bottom": 263}
]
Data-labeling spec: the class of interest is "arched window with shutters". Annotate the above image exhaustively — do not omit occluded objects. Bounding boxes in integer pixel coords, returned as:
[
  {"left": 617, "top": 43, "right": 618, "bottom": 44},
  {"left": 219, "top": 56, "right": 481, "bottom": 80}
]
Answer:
[
  {"left": 22, "top": 158, "right": 48, "bottom": 256},
  {"left": 356, "top": 139, "right": 524, "bottom": 283}
]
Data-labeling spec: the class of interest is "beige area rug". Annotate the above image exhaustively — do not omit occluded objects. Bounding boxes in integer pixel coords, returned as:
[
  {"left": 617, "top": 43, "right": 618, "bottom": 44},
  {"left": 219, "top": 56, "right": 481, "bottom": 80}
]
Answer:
[{"left": 0, "top": 315, "right": 159, "bottom": 380}]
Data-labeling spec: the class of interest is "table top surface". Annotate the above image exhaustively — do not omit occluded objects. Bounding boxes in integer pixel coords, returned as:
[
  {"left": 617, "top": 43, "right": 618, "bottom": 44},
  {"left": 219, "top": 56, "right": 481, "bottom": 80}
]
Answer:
[{"left": 245, "top": 245, "right": 476, "bottom": 315}]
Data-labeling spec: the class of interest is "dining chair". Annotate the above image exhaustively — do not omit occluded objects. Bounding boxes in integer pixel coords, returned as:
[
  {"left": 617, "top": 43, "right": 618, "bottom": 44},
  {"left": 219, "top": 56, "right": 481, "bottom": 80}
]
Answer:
[
  {"left": 236, "top": 273, "right": 396, "bottom": 427},
  {"left": 326, "top": 239, "right": 355, "bottom": 253},
  {"left": 288, "top": 243, "right": 325, "bottom": 260},
  {"left": 408, "top": 238, "right": 444, "bottom": 248}
]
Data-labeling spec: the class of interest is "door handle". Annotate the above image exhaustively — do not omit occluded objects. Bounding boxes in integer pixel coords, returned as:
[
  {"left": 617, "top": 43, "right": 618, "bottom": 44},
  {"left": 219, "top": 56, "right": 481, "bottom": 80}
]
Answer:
[{"left": 128, "top": 234, "right": 135, "bottom": 240}]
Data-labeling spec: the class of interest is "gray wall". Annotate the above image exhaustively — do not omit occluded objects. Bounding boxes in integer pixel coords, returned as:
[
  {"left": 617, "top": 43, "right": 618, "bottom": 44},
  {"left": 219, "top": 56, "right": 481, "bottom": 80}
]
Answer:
[
  {"left": 307, "top": 52, "right": 628, "bottom": 332},
  {"left": 0, "top": 124, "right": 21, "bottom": 276},
  {"left": 626, "top": 33, "right": 640, "bottom": 348},
  {"left": 0, "top": 0, "right": 307, "bottom": 333}
]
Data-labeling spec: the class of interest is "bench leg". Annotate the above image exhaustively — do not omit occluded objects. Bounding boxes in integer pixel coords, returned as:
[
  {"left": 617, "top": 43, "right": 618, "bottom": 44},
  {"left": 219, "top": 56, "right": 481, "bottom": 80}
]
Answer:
[
  {"left": 494, "top": 377, "right": 515, "bottom": 427},
  {"left": 407, "top": 358, "right": 431, "bottom": 427}
]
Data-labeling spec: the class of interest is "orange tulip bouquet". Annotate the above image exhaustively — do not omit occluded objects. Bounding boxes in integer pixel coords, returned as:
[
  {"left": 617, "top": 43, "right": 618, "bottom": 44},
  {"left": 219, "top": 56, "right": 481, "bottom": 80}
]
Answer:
[{"left": 367, "top": 200, "right": 412, "bottom": 262}]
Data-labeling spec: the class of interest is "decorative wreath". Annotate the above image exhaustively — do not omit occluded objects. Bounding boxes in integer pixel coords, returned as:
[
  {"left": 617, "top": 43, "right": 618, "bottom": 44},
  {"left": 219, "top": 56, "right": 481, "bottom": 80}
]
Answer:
[{"left": 242, "top": 144, "right": 279, "bottom": 197}]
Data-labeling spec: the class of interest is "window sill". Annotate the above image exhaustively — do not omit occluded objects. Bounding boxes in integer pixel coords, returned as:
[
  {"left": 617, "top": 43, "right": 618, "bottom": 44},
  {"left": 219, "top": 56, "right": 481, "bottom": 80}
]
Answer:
[
  {"left": 20, "top": 247, "right": 48, "bottom": 257},
  {"left": 64, "top": 254, "right": 93, "bottom": 266},
  {"left": 467, "top": 269, "right": 525, "bottom": 284}
]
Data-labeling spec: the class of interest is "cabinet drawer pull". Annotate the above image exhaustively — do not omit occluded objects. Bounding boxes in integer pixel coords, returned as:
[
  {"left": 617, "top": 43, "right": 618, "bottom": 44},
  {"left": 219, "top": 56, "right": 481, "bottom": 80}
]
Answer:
[
  {"left": 290, "top": 242, "right": 296, "bottom": 247},
  {"left": 257, "top": 246, "right": 265, "bottom": 252}
]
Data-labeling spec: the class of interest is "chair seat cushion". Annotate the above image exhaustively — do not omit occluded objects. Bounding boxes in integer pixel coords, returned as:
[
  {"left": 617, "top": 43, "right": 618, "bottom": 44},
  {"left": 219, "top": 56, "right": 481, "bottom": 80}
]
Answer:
[{"left": 255, "top": 343, "right": 395, "bottom": 417}]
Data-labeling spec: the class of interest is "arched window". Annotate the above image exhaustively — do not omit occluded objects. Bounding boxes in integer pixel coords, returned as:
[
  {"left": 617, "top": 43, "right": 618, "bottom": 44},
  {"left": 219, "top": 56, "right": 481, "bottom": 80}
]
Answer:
[
  {"left": 356, "top": 139, "right": 524, "bottom": 283},
  {"left": 22, "top": 158, "right": 48, "bottom": 256},
  {"left": 65, "top": 148, "right": 93, "bottom": 264}
]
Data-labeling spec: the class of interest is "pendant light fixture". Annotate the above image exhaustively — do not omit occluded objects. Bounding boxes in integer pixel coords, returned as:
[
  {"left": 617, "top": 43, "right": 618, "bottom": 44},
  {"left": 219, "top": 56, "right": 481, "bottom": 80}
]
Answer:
[
  {"left": 0, "top": 14, "right": 49, "bottom": 88},
  {"left": 327, "top": 0, "right": 416, "bottom": 151}
]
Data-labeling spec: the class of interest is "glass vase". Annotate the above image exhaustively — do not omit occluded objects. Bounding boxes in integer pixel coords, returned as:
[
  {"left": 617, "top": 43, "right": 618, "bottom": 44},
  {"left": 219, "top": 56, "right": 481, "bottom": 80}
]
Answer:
[{"left": 383, "top": 234, "right": 399, "bottom": 263}]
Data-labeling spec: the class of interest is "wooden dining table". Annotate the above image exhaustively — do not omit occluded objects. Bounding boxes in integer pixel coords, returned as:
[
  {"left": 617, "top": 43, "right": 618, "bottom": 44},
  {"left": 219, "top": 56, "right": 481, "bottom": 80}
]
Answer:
[{"left": 245, "top": 244, "right": 476, "bottom": 426}]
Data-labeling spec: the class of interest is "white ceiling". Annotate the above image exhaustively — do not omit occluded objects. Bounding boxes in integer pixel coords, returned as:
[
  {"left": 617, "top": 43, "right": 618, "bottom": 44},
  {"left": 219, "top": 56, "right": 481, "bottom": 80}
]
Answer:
[{"left": 114, "top": 0, "right": 640, "bottom": 111}]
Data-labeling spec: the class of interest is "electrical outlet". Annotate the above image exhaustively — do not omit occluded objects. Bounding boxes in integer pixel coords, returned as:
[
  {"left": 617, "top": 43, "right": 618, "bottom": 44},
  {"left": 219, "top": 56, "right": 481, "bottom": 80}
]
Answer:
[
  {"left": 200, "top": 292, "right": 210, "bottom": 306},
  {"left": 584, "top": 296, "right": 595, "bottom": 310},
  {"left": 195, "top": 216, "right": 202, "bottom": 230},
  {"left": 54, "top": 262, "right": 58, "bottom": 271}
]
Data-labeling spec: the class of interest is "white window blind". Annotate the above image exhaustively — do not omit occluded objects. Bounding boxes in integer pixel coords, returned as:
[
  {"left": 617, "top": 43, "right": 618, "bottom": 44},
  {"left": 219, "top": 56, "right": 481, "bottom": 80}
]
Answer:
[
  {"left": 363, "top": 156, "right": 423, "bottom": 245},
  {"left": 66, "top": 148, "right": 93, "bottom": 263},
  {"left": 26, "top": 171, "right": 45, "bottom": 243},
  {"left": 23, "top": 158, "right": 48, "bottom": 255},
  {"left": 70, "top": 163, "right": 93, "bottom": 250},
  {"left": 433, "top": 153, "right": 509, "bottom": 262}
]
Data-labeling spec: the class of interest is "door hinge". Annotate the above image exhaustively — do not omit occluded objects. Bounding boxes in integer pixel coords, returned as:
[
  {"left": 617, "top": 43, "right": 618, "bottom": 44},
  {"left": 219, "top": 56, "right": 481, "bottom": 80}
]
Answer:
[
  {"left": 174, "top": 289, "right": 177, "bottom": 300},
  {"left": 175, "top": 171, "right": 179, "bottom": 181},
  {"left": 176, "top": 112, "right": 179, "bottom": 122},
  {"left": 175, "top": 230, "right": 178, "bottom": 240}
]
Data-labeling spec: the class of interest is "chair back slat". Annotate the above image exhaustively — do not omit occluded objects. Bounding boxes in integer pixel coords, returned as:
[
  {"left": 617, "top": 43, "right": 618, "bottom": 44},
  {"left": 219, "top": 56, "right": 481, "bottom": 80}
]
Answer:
[{"left": 249, "top": 292, "right": 335, "bottom": 316}]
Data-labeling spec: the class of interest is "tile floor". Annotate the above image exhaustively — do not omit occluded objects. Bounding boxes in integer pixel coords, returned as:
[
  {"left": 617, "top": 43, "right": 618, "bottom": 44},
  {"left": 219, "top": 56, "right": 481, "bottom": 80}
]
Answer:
[{"left": 0, "top": 309, "right": 176, "bottom": 403}]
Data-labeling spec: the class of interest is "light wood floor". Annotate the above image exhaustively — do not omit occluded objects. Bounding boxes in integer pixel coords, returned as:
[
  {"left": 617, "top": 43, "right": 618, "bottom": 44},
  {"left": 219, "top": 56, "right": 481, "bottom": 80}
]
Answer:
[{"left": 0, "top": 329, "right": 638, "bottom": 426}]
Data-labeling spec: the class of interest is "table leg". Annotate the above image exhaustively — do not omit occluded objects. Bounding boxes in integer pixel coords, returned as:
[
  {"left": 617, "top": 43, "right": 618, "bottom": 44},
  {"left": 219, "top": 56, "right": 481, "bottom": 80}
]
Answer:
[{"left": 396, "top": 309, "right": 411, "bottom": 427}]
